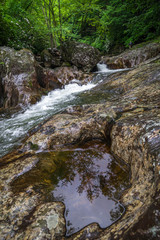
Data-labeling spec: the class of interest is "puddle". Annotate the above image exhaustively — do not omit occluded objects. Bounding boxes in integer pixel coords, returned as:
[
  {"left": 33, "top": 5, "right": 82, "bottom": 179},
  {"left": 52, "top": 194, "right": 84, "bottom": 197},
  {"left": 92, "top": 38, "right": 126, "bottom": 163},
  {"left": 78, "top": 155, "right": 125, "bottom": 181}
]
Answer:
[{"left": 11, "top": 143, "right": 129, "bottom": 236}]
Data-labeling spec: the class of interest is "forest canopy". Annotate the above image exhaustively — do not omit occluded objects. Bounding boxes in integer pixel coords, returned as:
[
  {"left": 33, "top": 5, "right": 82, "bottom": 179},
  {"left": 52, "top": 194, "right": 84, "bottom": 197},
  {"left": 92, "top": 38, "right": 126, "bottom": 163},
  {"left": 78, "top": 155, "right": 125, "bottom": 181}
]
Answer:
[{"left": 0, "top": 0, "right": 160, "bottom": 53}]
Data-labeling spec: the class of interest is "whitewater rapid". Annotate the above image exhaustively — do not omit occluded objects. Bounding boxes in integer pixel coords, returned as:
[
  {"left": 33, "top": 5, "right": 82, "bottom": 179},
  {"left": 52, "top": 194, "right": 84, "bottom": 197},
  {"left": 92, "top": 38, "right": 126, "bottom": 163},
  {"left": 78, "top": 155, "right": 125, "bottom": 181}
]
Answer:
[
  {"left": 0, "top": 64, "right": 125, "bottom": 157},
  {"left": 0, "top": 82, "right": 96, "bottom": 157}
]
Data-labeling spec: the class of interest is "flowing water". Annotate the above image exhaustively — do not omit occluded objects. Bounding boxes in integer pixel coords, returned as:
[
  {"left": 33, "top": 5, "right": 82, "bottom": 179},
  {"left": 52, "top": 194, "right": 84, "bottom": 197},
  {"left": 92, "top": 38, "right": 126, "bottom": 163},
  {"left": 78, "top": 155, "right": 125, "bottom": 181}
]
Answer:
[
  {"left": 0, "top": 64, "right": 124, "bottom": 158},
  {"left": 1, "top": 64, "right": 130, "bottom": 236},
  {"left": 0, "top": 82, "right": 96, "bottom": 157}
]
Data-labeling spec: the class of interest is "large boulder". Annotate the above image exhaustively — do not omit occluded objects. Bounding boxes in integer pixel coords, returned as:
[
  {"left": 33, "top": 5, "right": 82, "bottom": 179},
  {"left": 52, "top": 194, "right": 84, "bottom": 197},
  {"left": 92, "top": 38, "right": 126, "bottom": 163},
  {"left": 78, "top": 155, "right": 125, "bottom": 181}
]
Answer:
[
  {"left": 0, "top": 47, "right": 70, "bottom": 109},
  {"left": 0, "top": 47, "right": 41, "bottom": 108},
  {"left": 41, "top": 48, "right": 62, "bottom": 68},
  {"left": 16, "top": 58, "right": 159, "bottom": 239},
  {"left": 61, "top": 41, "right": 101, "bottom": 72},
  {"left": 35, "top": 65, "right": 92, "bottom": 88},
  {"left": 21, "top": 60, "right": 160, "bottom": 153},
  {"left": 52, "top": 66, "right": 92, "bottom": 85},
  {"left": 0, "top": 47, "right": 92, "bottom": 109},
  {"left": 102, "top": 42, "right": 160, "bottom": 69},
  {"left": 1, "top": 48, "right": 160, "bottom": 240},
  {"left": 35, "top": 64, "right": 62, "bottom": 90}
]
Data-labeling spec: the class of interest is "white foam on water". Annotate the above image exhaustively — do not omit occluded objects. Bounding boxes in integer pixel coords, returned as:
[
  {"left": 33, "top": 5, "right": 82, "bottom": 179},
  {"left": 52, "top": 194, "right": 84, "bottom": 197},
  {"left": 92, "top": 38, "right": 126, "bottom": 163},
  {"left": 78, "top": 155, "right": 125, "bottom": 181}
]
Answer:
[
  {"left": 0, "top": 64, "right": 127, "bottom": 157},
  {"left": 0, "top": 82, "right": 96, "bottom": 157},
  {"left": 97, "top": 63, "right": 126, "bottom": 73}
]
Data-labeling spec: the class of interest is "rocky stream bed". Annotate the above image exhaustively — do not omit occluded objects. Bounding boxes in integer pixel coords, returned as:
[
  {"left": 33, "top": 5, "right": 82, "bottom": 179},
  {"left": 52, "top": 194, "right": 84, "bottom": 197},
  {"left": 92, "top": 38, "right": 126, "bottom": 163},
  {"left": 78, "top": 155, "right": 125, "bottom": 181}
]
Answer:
[{"left": 0, "top": 42, "right": 160, "bottom": 239}]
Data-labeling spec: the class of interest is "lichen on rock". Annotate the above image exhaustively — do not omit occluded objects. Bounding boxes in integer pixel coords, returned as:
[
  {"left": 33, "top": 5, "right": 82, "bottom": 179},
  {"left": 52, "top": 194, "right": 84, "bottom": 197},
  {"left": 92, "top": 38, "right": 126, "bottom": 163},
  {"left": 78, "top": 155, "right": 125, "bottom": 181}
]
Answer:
[{"left": 0, "top": 44, "right": 160, "bottom": 239}]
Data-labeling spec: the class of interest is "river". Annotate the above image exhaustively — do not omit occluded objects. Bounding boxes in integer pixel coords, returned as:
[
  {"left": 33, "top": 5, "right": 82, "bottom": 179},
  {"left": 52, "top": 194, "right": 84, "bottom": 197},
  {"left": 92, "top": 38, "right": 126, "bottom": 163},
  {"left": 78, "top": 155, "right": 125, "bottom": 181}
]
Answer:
[
  {"left": 0, "top": 64, "right": 130, "bottom": 237},
  {"left": 0, "top": 64, "right": 122, "bottom": 158}
]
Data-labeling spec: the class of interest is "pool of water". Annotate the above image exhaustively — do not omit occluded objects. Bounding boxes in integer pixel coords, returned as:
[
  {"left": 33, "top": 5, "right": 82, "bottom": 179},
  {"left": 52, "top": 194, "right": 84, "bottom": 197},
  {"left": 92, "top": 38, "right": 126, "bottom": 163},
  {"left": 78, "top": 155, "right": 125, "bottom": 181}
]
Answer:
[{"left": 11, "top": 143, "right": 129, "bottom": 236}]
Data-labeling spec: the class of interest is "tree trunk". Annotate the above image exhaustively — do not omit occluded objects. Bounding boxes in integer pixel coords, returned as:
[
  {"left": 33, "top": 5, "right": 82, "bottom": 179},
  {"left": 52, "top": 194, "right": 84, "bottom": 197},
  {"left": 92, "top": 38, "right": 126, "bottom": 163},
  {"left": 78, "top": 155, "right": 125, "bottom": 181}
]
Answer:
[{"left": 58, "top": 0, "right": 63, "bottom": 43}]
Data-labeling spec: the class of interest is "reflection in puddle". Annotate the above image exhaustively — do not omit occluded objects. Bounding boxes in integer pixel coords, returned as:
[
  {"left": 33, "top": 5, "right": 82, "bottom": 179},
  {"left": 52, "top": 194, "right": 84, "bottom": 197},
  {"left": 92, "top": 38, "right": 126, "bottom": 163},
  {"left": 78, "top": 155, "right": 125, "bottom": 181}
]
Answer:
[{"left": 11, "top": 144, "right": 129, "bottom": 236}]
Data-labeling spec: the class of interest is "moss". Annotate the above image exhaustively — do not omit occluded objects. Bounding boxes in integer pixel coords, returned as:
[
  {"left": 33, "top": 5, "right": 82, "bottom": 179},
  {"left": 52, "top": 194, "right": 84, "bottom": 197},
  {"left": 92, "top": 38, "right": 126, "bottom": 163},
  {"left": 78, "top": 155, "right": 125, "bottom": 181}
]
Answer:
[
  {"left": 37, "top": 219, "right": 47, "bottom": 228},
  {"left": 42, "top": 90, "right": 49, "bottom": 95},
  {"left": 154, "top": 59, "right": 160, "bottom": 64},
  {"left": 153, "top": 36, "right": 160, "bottom": 43},
  {"left": 28, "top": 80, "right": 33, "bottom": 88},
  {"left": 30, "top": 143, "right": 39, "bottom": 150}
]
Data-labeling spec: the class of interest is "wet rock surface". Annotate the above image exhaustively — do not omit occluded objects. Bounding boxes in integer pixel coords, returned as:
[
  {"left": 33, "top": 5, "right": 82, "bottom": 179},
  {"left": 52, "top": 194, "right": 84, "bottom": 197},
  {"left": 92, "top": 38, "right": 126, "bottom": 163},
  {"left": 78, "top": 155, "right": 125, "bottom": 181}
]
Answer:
[
  {"left": 35, "top": 65, "right": 92, "bottom": 90},
  {"left": 0, "top": 46, "right": 160, "bottom": 239},
  {"left": 0, "top": 47, "right": 40, "bottom": 108},
  {"left": 21, "top": 59, "right": 160, "bottom": 153},
  {"left": 102, "top": 42, "right": 160, "bottom": 69},
  {"left": 123, "top": 189, "right": 160, "bottom": 240},
  {"left": 10, "top": 145, "right": 129, "bottom": 237},
  {"left": 0, "top": 155, "right": 66, "bottom": 240},
  {"left": 0, "top": 47, "right": 93, "bottom": 109},
  {"left": 49, "top": 66, "right": 93, "bottom": 85},
  {"left": 41, "top": 48, "right": 62, "bottom": 68},
  {"left": 61, "top": 41, "right": 101, "bottom": 72},
  {"left": 0, "top": 47, "right": 60, "bottom": 108},
  {"left": 14, "top": 202, "right": 65, "bottom": 240}
]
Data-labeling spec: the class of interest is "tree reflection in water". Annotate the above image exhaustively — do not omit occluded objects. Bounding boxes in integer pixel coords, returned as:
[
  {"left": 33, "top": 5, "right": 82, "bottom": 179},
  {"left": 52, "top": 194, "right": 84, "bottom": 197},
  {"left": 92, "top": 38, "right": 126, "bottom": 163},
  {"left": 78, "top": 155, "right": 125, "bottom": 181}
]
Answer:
[{"left": 11, "top": 143, "right": 129, "bottom": 236}]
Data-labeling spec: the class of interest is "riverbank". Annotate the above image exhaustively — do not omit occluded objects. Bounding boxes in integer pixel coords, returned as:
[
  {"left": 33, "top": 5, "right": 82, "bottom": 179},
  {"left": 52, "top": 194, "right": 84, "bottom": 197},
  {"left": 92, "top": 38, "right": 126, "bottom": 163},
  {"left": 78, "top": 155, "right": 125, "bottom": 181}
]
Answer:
[{"left": 0, "top": 43, "right": 160, "bottom": 239}]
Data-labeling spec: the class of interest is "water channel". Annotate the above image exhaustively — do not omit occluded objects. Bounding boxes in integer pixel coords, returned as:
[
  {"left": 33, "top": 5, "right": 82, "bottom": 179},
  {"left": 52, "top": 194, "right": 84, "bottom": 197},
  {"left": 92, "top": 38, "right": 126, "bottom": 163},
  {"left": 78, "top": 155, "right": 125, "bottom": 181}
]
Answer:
[
  {"left": 0, "top": 64, "right": 123, "bottom": 158},
  {"left": 1, "top": 65, "right": 130, "bottom": 236}
]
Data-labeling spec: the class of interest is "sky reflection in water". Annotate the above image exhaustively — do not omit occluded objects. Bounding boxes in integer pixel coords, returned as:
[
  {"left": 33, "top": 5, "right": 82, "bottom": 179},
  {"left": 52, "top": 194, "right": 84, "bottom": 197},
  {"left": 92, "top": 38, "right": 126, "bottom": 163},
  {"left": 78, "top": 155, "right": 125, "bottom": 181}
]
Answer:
[{"left": 11, "top": 143, "right": 129, "bottom": 236}]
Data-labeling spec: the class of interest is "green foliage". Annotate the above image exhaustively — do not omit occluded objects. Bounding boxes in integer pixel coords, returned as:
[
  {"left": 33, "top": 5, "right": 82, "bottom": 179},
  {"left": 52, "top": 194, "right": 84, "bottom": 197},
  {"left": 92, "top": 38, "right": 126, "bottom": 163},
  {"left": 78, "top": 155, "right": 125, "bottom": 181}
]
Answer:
[
  {"left": 0, "top": 1, "right": 10, "bottom": 46},
  {"left": 103, "top": 0, "right": 160, "bottom": 48},
  {"left": 0, "top": 0, "right": 160, "bottom": 53},
  {"left": 0, "top": 0, "right": 49, "bottom": 53}
]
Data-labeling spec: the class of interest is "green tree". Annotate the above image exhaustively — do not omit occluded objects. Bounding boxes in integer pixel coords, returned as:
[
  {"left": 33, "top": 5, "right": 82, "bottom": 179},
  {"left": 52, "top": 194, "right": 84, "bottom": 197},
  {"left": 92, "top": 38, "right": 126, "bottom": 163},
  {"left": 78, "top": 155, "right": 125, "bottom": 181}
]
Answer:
[
  {"left": 102, "top": 0, "right": 160, "bottom": 48},
  {"left": 0, "top": 0, "right": 160, "bottom": 53},
  {"left": 0, "top": 0, "right": 49, "bottom": 52}
]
